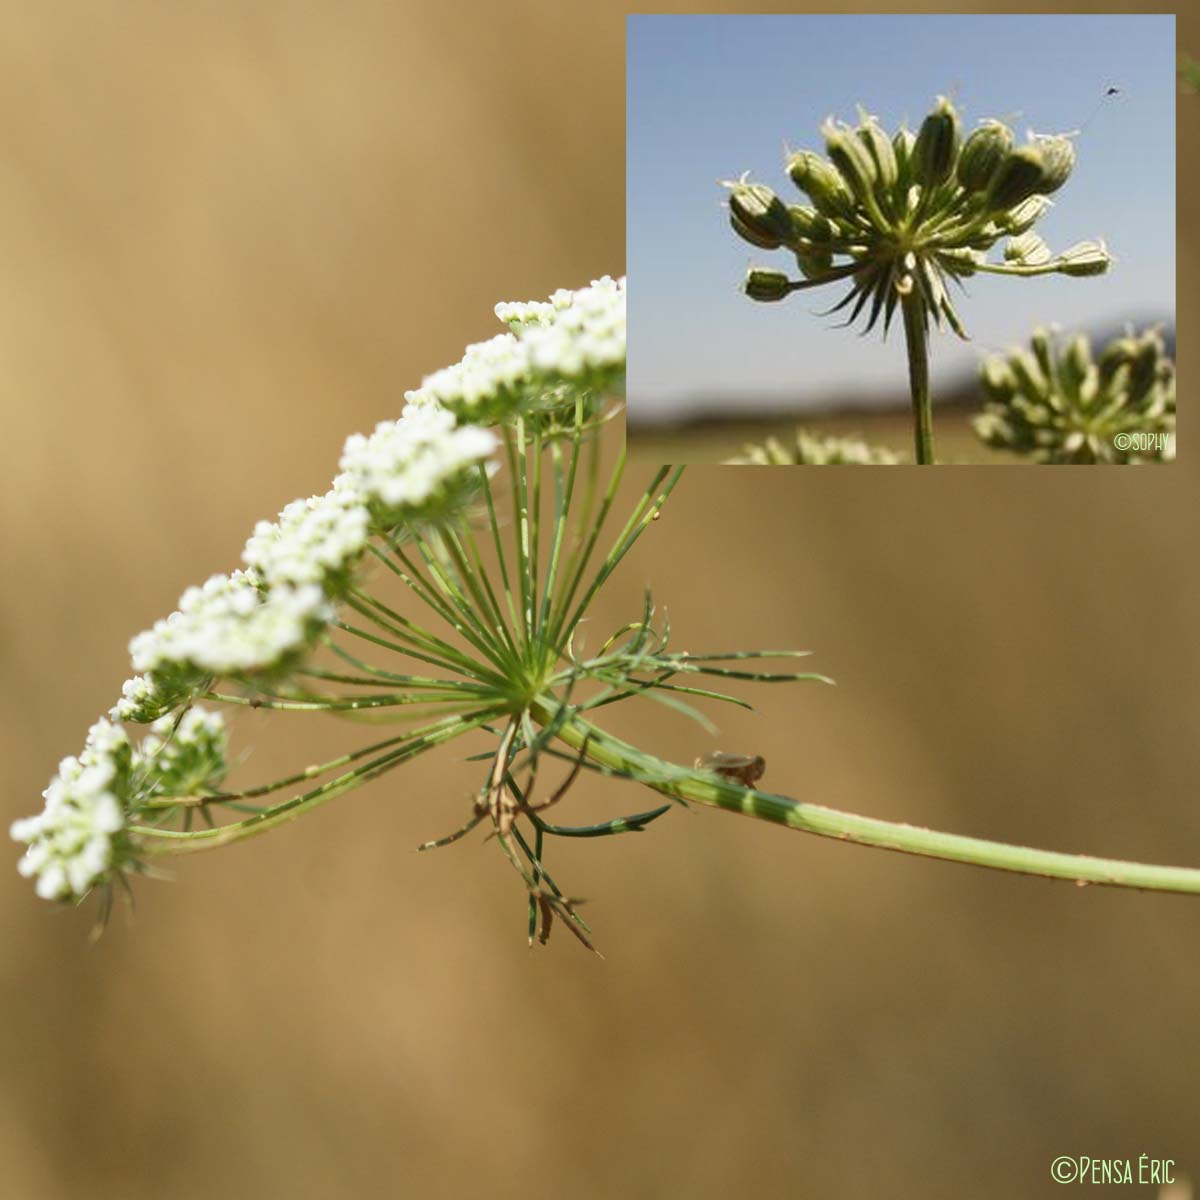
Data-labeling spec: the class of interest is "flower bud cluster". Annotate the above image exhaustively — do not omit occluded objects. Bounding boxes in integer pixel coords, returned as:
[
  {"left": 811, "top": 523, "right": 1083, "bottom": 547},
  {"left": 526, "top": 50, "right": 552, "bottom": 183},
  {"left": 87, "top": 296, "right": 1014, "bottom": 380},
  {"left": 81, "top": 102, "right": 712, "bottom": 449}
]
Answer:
[
  {"left": 725, "top": 97, "right": 1108, "bottom": 337},
  {"left": 974, "top": 327, "right": 1175, "bottom": 464},
  {"left": 137, "top": 708, "right": 229, "bottom": 798}
]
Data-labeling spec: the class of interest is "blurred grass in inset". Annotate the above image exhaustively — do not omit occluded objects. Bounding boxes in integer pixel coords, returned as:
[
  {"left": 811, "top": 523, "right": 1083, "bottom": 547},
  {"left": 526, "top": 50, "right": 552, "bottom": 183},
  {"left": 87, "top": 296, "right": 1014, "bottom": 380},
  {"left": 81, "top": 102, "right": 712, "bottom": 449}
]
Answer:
[{"left": 629, "top": 407, "right": 1013, "bottom": 465}]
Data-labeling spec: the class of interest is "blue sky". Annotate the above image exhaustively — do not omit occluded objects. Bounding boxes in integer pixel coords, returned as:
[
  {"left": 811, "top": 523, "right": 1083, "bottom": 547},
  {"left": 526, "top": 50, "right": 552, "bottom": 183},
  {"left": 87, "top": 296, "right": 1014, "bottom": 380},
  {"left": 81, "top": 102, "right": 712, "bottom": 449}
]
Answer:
[{"left": 626, "top": 13, "right": 1175, "bottom": 420}]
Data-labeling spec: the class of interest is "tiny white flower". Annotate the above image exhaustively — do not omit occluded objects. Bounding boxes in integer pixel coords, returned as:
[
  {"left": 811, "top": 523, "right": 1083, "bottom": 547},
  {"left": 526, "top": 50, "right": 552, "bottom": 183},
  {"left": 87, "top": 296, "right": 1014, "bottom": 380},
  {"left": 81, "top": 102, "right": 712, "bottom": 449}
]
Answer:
[
  {"left": 242, "top": 479, "right": 370, "bottom": 592},
  {"left": 130, "top": 570, "right": 330, "bottom": 683},
  {"left": 338, "top": 403, "right": 497, "bottom": 526},
  {"left": 136, "top": 707, "right": 228, "bottom": 797},
  {"left": 12, "top": 720, "right": 133, "bottom": 901},
  {"left": 410, "top": 276, "right": 626, "bottom": 422},
  {"left": 110, "top": 674, "right": 174, "bottom": 723}
]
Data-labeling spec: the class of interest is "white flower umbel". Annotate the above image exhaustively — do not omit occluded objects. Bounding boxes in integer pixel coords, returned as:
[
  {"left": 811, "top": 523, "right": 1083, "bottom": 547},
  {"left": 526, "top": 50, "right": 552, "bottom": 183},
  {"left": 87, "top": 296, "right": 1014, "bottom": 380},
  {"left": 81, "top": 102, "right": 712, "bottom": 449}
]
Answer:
[
  {"left": 243, "top": 479, "right": 370, "bottom": 594},
  {"left": 407, "top": 276, "right": 626, "bottom": 423},
  {"left": 129, "top": 570, "right": 331, "bottom": 693},
  {"left": 338, "top": 403, "right": 498, "bottom": 529},
  {"left": 513, "top": 275, "right": 626, "bottom": 383},
  {"left": 136, "top": 707, "right": 228, "bottom": 797},
  {"left": 12, "top": 720, "right": 131, "bottom": 900}
]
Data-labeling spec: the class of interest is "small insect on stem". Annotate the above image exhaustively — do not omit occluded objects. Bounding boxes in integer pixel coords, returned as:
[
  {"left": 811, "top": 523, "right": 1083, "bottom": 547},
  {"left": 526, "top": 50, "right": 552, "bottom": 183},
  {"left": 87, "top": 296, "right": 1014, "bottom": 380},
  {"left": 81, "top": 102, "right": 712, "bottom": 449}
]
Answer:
[{"left": 694, "top": 751, "right": 766, "bottom": 788}]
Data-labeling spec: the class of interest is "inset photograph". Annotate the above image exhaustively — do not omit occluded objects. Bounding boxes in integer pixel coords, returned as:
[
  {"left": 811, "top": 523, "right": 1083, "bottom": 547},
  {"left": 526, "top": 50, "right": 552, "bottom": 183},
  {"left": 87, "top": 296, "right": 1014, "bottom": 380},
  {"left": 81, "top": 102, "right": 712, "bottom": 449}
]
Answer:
[{"left": 626, "top": 13, "right": 1176, "bottom": 464}]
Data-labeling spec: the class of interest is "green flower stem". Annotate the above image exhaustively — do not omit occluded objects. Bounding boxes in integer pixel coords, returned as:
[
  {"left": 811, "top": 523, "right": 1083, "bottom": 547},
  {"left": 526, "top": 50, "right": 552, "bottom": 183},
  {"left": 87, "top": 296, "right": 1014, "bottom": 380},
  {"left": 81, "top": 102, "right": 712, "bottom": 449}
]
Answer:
[
  {"left": 536, "top": 432, "right": 578, "bottom": 640},
  {"left": 901, "top": 290, "right": 936, "bottom": 464},
  {"left": 333, "top": 617, "right": 497, "bottom": 686},
  {"left": 321, "top": 636, "right": 476, "bottom": 690},
  {"left": 556, "top": 466, "right": 684, "bottom": 649},
  {"left": 532, "top": 704, "right": 1200, "bottom": 896},
  {"left": 373, "top": 546, "right": 510, "bottom": 673},
  {"left": 137, "top": 729, "right": 423, "bottom": 808},
  {"left": 478, "top": 460, "right": 523, "bottom": 638},
  {"left": 412, "top": 537, "right": 507, "bottom": 661},
  {"left": 342, "top": 584, "right": 493, "bottom": 680},
  {"left": 783, "top": 263, "right": 862, "bottom": 295},
  {"left": 203, "top": 689, "right": 483, "bottom": 713},
  {"left": 132, "top": 708, "right": 501, "bottom": 854},
  {"left": 503, "top": 423, "right": 534, "bottom": 643},
  {"left": 443, "top": 528, "right": 521, "bottom": 667},
  {"left": 298, "top": 665, "right": 491, "bottom": 690},
  {"left": 545, "top": 438, "right": 628, "bottom": 649},
  {"left": 530, "top": 424, "right": 544, "bottom": 634}
]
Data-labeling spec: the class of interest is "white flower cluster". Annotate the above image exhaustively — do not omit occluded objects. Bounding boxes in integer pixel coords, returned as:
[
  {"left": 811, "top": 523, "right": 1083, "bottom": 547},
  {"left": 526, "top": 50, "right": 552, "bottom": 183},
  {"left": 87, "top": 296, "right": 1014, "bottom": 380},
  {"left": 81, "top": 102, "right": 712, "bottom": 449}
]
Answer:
[
  {"left": 406, "top": 276, "right": 626, "bottom": 422},
  {"left": 130, "top": 570, "right": 330, "bottom": 683},
  {"left": 493, "top": 285, "right": 577, "bottom": 328},
  {"left": 513, "top": 275, "right": 626, "bottom": 381},
  {"left": 243, "top": 479, "right": 370, "bottom": 592},
  {"left": 12, "top": 720, "right": 130, "bottom": 900},
  {"left": 339, "top": 403, "right": 497, "bottom": 523},
  {"left": 137, "top": 707, "right": 228, "bottom": 796},
  {"left": 111, "top": 673, "right": 173, "bottom": 723}
]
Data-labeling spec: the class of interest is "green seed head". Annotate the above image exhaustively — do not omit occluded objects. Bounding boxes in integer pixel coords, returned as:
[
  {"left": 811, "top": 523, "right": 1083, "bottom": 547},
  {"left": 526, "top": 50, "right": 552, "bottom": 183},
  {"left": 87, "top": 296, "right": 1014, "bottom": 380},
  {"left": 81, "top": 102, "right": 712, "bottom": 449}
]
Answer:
[
  {"left": 1055, "top": 240, "right": 1110, "bottom": 276},
  {"left": 786, "top": 150, "right": 854, "bottom": 218},
  {"left": 730, "top": 211, "right": 785, "bottom": 250},
  {"left": 1098, "top": 331, "right": 1141, "bottom": 379},
  {"left": 975, "top": 327, "right": 1174, "bottom": 463},
  {"left": 997, "top": 193, "right": 1052, "bottom": 235},
  {"left": 1060, "top": 334, "right": 1093, "bottom": 393},
  {"left": 726, "top": 95, "right": 1109, "bottom": 340},
  {"left": 787, "top": 204, "right": 836, "bottom": 243},
  {"left": 911, "top": 95, "right": 961, "bottom": 188},
  {"left": 856, "top": 111, "right": 899, "bottom": 194},
  {"left": 822, "top": 119, "right": 879, "bottom": 208},
  {"left": 985, "top": 147, "right": 1046, "bottom": 212},
  {"left": 1004, "top": 232, "right": 1051, "bottom": 266},
  {"left": 725, "top": 181, "right": 795, "bottom": 248},
  {"left": 1098, "top": 328, "right": 1171, "bottom": 404},
  {"left": 743, "top": 266, "right": 792, "bottom": 302},
  {"left": 1032, "top": 134, "right": 1076, "bottom": 194},
  {"left": 980, "top": 357, "right": 1019, "bottom": 402},
  {"left": 957, "top": 120, "right": 1014, "bottom": 192},
  {"left": 794, "top": 243, "right": 833, "bottom": 279}
]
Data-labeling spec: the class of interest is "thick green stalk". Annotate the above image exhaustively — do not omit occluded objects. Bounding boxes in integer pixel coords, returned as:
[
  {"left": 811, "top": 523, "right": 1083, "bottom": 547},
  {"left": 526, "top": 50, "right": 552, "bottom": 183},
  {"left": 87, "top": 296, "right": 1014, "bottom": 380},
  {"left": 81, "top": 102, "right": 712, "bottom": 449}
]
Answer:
[
  {"left": 901, "top": 291, "right": 935, "bottom": 465},
  {"left": 533, "top": 704, "right": 1200, "bottom": 896}
]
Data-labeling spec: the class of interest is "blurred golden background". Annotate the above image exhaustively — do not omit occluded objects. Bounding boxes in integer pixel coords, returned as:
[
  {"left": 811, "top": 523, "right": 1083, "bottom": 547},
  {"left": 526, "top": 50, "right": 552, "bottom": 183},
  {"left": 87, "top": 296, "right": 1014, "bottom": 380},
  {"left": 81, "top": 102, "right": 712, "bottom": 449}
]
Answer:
[{"left": 1, "top": 3, "right": 1194, "bottom": 1197}]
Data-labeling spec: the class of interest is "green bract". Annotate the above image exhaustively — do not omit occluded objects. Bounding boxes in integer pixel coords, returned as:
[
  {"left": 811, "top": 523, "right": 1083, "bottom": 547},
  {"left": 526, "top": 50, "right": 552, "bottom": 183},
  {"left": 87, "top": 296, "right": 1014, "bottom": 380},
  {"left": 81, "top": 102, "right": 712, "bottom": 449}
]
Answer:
[{"left": 973, "top": 327, "right": 1176, "bottom": 464}]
